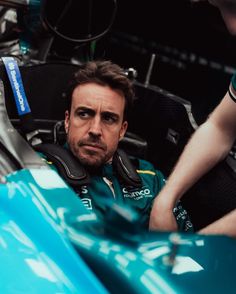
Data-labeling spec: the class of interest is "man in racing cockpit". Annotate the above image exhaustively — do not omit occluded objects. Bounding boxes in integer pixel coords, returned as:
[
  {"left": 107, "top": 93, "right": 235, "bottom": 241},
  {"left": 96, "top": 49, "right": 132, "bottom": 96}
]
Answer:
[{"left": 40, "top": 60, "right": 193, "bottom": 232}]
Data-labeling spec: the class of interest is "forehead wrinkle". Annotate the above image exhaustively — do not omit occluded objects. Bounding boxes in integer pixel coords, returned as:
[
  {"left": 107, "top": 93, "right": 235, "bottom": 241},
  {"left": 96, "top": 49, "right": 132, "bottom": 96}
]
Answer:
[
  {"left": 71, "top": 83, "right": 126, "bottom": 119},
  {"left": 73, "top": 95, "right": 124, "bottom": 113}
]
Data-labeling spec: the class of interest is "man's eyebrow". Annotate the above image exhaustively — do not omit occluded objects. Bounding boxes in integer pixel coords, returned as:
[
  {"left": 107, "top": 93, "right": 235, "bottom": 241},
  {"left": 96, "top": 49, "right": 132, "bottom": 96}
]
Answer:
[
  {"left": 74, "top": 107, "right": 120, "bottom": 119},
  {"left": 102, "top": 111, "right": 120, "bottom": 119},
  {"left": 75, "top": 106, "right": 94, "bottom": 112}
]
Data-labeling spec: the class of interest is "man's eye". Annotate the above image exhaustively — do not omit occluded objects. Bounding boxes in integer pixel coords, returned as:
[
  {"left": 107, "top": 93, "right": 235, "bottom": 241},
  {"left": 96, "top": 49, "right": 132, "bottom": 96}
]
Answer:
[
  {"left": 103, "top": 114, "right": 117, "bottom": 124},
  {"left": 78, "top": 111, "right": 90, "bottom": 118}
]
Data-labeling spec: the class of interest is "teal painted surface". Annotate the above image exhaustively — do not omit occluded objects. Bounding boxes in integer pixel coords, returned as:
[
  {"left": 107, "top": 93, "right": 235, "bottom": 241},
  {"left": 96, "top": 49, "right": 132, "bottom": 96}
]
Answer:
[
  {"left": 3, "top": 168, "right": 236, "bottom": 293},
  {"left": 0, "top": 174, "right": 108, "bottom": 294},
  {"left": 137, "top": 232, "right": 236, "bottom": 293}
]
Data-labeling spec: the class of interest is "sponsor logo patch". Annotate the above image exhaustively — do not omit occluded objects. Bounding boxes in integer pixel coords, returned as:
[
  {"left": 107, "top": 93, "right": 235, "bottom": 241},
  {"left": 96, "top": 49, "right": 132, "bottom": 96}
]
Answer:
[{"left": 122, "top": 187, "right": 153, "bottom": 200}]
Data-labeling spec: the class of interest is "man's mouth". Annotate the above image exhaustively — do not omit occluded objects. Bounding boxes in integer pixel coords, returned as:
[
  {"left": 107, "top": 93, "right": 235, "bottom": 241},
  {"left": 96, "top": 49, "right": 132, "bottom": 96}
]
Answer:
[{"left": 82, "top": 144, "right": 105, "bottom": 152}]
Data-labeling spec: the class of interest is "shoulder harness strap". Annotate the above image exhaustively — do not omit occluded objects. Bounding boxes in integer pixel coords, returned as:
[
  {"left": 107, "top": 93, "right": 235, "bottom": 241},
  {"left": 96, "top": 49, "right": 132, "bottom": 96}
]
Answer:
[
  {"left": 34, "top": 143, "right": 90, "bottom": 186},
  {"left": 35, "top": 143, "right": 142, "bottom": 188},
  {"left": 113, "top": 148, "right": 142, "bottom": 188}
]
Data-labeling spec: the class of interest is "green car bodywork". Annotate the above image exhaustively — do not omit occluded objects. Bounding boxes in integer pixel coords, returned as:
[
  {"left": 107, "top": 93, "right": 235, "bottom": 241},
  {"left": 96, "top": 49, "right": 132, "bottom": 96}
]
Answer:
[{"left": 2, "top": 167, "right": 236, "bottom": 293}]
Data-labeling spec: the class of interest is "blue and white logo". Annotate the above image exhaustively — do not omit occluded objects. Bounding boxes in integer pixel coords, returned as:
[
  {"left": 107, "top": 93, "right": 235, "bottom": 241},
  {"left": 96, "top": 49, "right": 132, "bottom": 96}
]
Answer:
[{"left": 2, "top": 57, "right": 31, "bottom": 116}]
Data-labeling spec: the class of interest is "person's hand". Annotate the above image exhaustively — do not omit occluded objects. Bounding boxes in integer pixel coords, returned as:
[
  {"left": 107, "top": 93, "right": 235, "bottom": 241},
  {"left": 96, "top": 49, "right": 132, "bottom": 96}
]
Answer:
[{"left": 149, "top": 195, "right": 178, "bottom": 232}]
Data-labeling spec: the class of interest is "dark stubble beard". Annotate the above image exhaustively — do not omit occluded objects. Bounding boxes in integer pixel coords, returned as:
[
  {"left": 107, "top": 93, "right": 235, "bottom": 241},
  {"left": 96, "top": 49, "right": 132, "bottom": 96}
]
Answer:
[{"left": 68, "top": 138, "right": 116, "bottom": 171}]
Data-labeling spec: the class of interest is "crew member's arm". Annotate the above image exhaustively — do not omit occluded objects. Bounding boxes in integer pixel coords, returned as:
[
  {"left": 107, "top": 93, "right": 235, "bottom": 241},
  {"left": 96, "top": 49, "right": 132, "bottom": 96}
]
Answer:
[
  {"left": 198, "top": 208, "right": 236, "bottom": 237},
  {"left": 149, "top": 90, "right": 236, "bottom": 231}
]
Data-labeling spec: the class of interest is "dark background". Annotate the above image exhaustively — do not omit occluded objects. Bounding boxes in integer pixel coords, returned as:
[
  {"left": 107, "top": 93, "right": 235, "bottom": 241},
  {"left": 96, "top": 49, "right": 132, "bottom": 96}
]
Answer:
[
  {"left": 42, "top": 0, "right": 236, "bottom": 125},
  {"left": 21, "top": 0, "right": 236, "bottom": 123},
  {"left": 101, "top": 0, "right": 236, "bottom": 125}
]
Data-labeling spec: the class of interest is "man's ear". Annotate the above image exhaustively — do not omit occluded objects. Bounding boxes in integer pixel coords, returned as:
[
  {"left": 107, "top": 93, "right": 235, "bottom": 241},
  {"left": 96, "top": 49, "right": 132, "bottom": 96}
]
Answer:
[
  {"left": 64, "top": 110, "right": 69, "bottom": 134},
  {"left": 119, "top": 121, "right": 128, "bottom": 141}
]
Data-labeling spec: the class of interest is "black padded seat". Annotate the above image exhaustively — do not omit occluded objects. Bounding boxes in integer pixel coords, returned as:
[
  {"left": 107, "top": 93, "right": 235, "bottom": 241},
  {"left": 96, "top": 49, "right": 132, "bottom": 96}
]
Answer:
[
  {"left": 129, "top": 81, "right": 198, "bottom": 176},
  {"left": 3, "top": 61, "right": 79, "bottom": 121}
]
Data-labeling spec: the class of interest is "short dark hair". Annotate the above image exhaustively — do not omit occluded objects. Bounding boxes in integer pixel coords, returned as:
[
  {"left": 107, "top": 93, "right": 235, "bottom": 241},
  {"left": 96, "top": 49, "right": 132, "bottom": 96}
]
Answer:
[{"left": 66, "top": 60, "right": 135, "bottom": 120}]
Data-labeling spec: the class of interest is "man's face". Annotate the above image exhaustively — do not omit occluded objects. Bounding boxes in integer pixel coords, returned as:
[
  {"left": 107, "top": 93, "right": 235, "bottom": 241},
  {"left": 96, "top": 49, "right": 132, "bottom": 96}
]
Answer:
[
  {"left": 65, "top": 83, "right": 128, "bottom": 168},
  {"left": 209, "top": 0, "right": 236, "bottom": 35}
]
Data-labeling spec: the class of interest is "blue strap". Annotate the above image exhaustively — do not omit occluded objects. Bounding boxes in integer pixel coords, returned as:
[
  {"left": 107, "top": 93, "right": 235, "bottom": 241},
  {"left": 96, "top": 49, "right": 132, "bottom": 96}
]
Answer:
[
  {"left": 2, "top": 56, "right": 31, "bottom": 116},
  {"left": 2, "top": 56, "right": 42, "bottom": 145}
]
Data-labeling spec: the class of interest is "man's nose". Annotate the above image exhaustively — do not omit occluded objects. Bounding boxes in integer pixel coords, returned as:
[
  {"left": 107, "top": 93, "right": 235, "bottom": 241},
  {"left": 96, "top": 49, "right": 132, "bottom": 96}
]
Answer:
[{"left": 88, "top": 117, "right": 102, "bottom": 136}]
